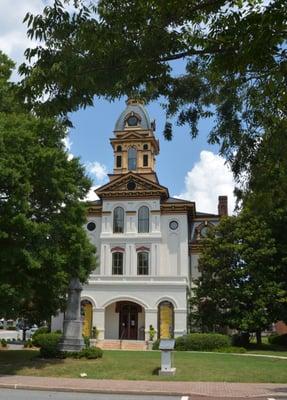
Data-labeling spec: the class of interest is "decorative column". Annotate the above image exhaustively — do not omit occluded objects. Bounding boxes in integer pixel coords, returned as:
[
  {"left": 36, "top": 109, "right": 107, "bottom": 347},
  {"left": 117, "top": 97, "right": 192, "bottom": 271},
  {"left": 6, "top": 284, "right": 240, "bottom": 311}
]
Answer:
[{"left": 58, "top": 278, "right": 84, "bottom": 352}]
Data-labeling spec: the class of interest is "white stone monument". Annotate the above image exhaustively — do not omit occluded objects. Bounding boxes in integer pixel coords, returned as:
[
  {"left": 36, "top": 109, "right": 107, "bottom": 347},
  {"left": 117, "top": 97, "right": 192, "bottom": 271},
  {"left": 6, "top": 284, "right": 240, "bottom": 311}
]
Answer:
[{"left": 58, "top": 278, "right": 84, "bottom": 352}]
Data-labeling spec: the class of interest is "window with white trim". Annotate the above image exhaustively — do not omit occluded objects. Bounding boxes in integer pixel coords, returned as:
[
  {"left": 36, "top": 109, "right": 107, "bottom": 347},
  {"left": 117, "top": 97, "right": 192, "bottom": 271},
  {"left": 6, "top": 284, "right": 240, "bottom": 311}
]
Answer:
[
  {"left": 137, "top": 251, "right": 149, "bottom": 275},
  {"left": 112, "top": 252, "right": 123, "bottom": 275}
]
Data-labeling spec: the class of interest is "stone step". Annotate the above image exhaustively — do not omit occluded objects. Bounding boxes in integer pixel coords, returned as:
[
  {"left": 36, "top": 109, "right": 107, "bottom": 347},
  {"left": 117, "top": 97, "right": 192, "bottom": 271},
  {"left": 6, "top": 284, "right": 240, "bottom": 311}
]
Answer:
[{"left": 97, "top": 340, "right": 147, "bottom": 350}]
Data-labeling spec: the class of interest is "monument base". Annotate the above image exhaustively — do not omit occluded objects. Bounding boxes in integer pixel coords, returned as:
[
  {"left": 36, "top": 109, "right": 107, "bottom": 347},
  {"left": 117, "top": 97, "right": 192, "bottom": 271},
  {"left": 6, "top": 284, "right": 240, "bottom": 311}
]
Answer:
[
  {"left": 58, "top": 337, "right": 84, "bottom": 352},
  {"left": 159, "top": 367, "right": 176, "bottom": 376},
  {"left": 58, "top": 318, "right": 84, "bottom": 352}
]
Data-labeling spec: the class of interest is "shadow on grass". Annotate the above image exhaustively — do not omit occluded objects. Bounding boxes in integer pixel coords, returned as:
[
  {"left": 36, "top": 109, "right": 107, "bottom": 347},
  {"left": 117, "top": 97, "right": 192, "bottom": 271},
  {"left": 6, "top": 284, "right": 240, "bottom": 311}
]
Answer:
[
  {"left": 152, "top": 367, "right": 160, "bottom": 375},
  {"left": 246, "top": 343, "right": 287, "bottom": 352},
  {"left": 0, "top": 350, "right": 65, "bottom": 375}
]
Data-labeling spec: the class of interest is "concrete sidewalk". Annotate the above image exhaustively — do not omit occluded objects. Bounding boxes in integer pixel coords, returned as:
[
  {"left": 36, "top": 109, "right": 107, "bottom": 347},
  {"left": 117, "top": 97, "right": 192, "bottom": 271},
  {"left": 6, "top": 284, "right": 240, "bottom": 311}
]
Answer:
[{"left": 0, "top": 375, "right": 287, "bottom": 398}]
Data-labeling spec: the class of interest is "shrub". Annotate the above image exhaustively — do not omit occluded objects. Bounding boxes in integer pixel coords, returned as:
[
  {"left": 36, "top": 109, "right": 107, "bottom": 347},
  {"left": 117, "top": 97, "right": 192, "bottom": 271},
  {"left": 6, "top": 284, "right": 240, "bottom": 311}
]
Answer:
[
  {"left": 175, "top": 333, "right": 230, "bottom": 351},
  {"left": 65, "top": 347, "right": 103, "bottom": 359},
  {"left": 152, "top": 339, "right": 160, "bottom": 350},
  {"left": 83, "top": 335, "right": 90, "bottom": 349},
  {"left": 268, "top": 333, "right": 287, "bottom": 347},
  {"left": 215, "top": 346, "right": 246, "bottom": 353},
  {"left": 91, "top": 326, "right": 99, "bottom": 339},
  {"left": 0, "top": 339, "right": 7, "bottom": 348},
  {"left": 37, "top": 333, "right": 62, "bottom": 358},
  {"left": 231, "top": 332, "right": 250, "bottom": 347},
  {"left": 24, "top": 339, "right": 33, "bottom": 348},
  {"left": 32, "top": 327, "right": 50, "bottom": 347},
  {"left": 149, "top": 325, "right": 156, "bottom": 341}
]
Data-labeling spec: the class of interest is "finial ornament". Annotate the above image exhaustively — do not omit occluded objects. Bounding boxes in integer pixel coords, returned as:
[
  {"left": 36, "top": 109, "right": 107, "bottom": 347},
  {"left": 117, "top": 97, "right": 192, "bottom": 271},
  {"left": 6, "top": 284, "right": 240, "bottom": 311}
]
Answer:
[{"left": 126, "top": 98, "right": 145, "bottom": 106}]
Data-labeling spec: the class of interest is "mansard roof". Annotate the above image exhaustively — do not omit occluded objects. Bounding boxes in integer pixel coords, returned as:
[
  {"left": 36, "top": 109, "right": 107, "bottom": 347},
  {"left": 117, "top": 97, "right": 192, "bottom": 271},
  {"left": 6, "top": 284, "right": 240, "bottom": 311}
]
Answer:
[{"left": 114, "top": 99, "right": 152, "bottom": 131}]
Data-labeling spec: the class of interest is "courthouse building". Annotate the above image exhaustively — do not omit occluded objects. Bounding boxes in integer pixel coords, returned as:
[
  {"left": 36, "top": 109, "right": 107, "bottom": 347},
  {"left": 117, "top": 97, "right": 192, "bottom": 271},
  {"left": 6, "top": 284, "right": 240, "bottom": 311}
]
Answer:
[{"left": 53, "top": 99, "right": 227, "bottom": 348}]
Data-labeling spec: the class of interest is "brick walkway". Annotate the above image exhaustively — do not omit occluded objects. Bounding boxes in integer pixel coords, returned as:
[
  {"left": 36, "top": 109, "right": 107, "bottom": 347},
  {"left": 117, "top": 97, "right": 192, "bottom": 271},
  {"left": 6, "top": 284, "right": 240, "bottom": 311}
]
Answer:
[{"left": 0, "top": 375, "right": 287, "bottom": 398}]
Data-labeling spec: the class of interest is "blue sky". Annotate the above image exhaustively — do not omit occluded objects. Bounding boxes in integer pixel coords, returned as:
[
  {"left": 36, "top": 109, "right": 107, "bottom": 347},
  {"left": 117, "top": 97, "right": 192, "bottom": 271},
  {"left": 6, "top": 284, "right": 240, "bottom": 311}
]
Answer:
[{"left": 0, "top": 0, "right": 236, "bottom": 214}]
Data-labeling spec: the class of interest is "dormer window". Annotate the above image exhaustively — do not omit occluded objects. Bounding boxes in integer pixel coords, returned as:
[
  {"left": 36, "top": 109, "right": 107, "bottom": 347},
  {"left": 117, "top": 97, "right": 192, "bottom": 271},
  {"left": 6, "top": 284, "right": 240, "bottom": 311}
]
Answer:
[{"left": 127, "top": 115, "right": 138, "bottom": 126}]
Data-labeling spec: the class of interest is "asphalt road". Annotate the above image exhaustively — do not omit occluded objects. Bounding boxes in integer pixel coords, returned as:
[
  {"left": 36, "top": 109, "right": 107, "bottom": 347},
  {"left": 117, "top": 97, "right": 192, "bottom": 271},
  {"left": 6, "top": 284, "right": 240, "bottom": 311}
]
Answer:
[
  {"left": 0, "top": 390, "right": 287, "bottom": 400},
  {"left": 0, "top": 389, "right": 182, "bottom": 400}
]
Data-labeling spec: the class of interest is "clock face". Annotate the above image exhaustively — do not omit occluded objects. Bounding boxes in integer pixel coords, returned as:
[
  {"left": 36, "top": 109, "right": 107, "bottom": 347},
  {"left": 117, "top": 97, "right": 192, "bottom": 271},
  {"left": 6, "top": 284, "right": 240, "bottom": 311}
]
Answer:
[
  {"left": 169, "top": 220, "right": 178, "bottom": 231},
  {"left": 127, "top": 115, "right": 138, "bottom": 126},
  {"left": 200, "top": 226, "right": 208, "bottom": 237},
  {"left": 127, "top": 180, "right": 136, "bottom": 190},
  {"left": 87, "top": 221, "right": 96, "bottom": 231}
]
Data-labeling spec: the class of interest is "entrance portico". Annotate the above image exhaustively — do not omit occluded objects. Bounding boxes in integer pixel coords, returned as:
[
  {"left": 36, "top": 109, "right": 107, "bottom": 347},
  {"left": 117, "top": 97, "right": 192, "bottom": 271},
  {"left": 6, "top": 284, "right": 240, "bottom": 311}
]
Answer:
[{"left": 105, "top": 300, "right": 145, "bottom": 340}]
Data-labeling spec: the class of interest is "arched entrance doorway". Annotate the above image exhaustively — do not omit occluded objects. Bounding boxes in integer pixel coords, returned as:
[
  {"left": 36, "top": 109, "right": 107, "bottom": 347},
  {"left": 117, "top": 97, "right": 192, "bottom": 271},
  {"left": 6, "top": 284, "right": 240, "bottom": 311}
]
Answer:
[
  {"left": 117, "top": 301, "right": 142, "bottom": 340},
  {"left": 158, "top": 301, "right": 174, "bottom": 339},
  {"left": 81, "top": 300, "right": 93, "bottom": 337},
  {"left": 105, "top": 301, "right": 145, "bottom": 340}
]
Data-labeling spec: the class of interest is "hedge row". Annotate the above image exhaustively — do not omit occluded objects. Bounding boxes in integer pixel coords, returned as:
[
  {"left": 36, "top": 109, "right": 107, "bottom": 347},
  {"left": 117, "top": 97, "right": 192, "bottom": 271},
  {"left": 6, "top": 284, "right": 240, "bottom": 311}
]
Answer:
[
  {"left": 175, "top": 333, "right": 230, "bottom": 351},
  {"left": 153, "top": 333, "right": 231, "bottom": 351},
  {"left": 268, "top": 333, "right": 287, "bottom": 347}
]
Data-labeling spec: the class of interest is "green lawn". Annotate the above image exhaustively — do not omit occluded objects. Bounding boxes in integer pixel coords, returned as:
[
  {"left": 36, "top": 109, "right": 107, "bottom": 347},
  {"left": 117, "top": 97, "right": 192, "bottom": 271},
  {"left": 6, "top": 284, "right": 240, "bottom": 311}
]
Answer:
[{"left": 0, "top": 350, "right": 286, "bottom": 383}]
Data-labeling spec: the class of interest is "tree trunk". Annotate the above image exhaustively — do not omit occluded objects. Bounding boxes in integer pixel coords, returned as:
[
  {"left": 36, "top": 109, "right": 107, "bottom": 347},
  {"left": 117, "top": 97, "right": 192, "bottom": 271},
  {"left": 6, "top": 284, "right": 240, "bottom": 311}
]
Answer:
[{"left": 256, "top": 330, "right": 262, "bottom": 346}]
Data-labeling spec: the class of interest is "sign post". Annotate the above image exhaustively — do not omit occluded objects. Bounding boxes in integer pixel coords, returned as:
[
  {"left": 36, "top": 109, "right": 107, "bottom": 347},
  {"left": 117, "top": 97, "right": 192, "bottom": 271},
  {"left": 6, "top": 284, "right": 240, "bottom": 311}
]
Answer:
[{"left": 159, "top": 339, "right": 176, "bottom": 376}]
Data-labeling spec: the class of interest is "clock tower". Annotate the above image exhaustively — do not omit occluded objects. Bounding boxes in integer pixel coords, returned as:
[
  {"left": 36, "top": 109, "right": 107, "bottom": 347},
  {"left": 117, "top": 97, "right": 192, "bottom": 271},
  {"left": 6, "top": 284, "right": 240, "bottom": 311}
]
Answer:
[{"left": 110, "top": 99, "right": 160, "bottom": 182}]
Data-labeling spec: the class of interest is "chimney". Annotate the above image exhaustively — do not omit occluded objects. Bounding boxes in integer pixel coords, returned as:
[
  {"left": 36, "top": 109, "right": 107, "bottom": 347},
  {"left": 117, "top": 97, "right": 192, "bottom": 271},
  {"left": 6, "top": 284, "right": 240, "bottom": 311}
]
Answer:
[{"left": 218, "top": 196, "right": 228, "bottom": 216}]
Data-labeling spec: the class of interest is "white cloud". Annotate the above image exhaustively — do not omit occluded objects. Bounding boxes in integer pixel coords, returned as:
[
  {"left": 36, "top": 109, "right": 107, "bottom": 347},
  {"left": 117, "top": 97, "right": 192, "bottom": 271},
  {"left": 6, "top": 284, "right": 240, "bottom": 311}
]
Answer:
[
  {"left": 177, "top": 150, "right": 236, "bottom": 215},
  {"left": 0, "top": 0, "right": 51, "bottom": 80},
  {"left": 62, "top": 136, "right": 74, "bottom": 160},
  {"left": 85, "top": 185, "right": 99, "bottom": 202},
  {"left": 86, "top": 161, "right": 108, "bottom": 183}
]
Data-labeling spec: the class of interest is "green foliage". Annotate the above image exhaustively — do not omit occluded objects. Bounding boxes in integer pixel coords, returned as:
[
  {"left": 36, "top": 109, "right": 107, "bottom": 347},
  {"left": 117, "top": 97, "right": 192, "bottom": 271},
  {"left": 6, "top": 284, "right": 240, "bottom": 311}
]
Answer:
[
  {"left": 36, "top": 332, "right": 62, "bottom": 358},
  {"left": 0, "top": 51, "right": 96, "bottom": 322},
  {"left": 268, "top": 334, "right": 287, "bottom": 347},
  {"left": 20, "top": 0, "right": 286, "bottom": 175},
  {"left": 83, "top": 335, "right": 90, "bottom": 348},
  {"left": 231, "top": 333, "right": 250, "bottom": 347},
  {"left": 149, "top": 325, "right": 155, "bottom": 341},
  {"left": 24, "top": 339, "right": 33, "bottom": 348},
  {"left": 65, "top": 347, "right": 103, "bottom": 359},
  {"left": 152, "top": 339, "right": 160, "bottom": 350},
  {"left": 175, "top": 333, "right": 230, "bottom": 351},
  {"left": 91, "top": 326, "right": 99, "bottom": 339},
  {"left": 0, "top": 339, "right": 7, "bottom": 348},
  {"left": 215, "top": 346, "right": 246, "bottom": 354},
  {"left": 32, "top": 327, "right": 50, "bottom": 347},
  {"left": 191, "top": 210, "right": 283, "bottom": 342}
]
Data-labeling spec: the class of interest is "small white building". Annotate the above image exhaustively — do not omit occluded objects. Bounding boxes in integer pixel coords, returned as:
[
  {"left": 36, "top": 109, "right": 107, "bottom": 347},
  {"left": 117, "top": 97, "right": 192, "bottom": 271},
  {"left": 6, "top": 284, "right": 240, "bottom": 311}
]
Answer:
[{"left": 53, "top": 99, "right": 227, "bottom": 347}]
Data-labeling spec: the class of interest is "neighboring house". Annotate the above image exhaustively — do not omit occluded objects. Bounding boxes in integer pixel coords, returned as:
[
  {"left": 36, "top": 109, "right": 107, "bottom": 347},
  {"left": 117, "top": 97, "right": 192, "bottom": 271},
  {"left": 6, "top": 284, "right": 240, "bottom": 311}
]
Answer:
[{"left": 52, "top": 99, "right": 226, "bottom": 347}]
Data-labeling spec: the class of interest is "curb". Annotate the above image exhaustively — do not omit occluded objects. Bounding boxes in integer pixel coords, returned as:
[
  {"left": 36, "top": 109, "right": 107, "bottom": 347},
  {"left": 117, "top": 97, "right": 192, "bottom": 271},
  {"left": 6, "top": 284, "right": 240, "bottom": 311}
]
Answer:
[
  {"left": 1, "top": 382, "right": 287, "bottom": 398},
  {"left": 0, "top": 383, "right": 186, "bottom": 397}
]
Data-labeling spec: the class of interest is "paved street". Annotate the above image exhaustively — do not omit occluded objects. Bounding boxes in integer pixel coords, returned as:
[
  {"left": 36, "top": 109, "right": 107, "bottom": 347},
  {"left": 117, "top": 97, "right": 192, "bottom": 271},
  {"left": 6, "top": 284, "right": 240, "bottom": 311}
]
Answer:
[
  {"left": 0, "top": 390, "right": 287, "bottom": 400},
  {"left": 0, "top": 389, "right": 180, "bottom": 400}
]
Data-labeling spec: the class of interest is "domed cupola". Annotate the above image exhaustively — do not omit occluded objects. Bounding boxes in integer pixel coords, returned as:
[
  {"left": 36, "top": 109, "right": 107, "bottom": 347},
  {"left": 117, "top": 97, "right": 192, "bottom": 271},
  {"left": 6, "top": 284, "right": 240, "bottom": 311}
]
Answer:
[
  {"left": 110, "top": 99, "right": 160, "bottom": 180},
  {"left": 114, "top": 99, "right": 152, "bottom": 131}
]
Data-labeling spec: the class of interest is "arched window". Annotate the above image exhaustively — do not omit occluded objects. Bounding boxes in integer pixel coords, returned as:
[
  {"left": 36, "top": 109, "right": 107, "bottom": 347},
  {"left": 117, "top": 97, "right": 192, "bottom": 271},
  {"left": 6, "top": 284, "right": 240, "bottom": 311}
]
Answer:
[
  {"left": 81, "top": 300, "right": 93, "bottom": 337},
  {"left": 138, "top": 206, "right": 149, "bottom": 233},
  {"left": 116, "top": 155, "right": 122, "bottom": 168},
  {"left": 112, "top": 252, "right": 123, "bottom": 275},
  {"left": 128, "top": 147, "right": 137, "bottom": 170},
  {"left": 116, "top": 145, "right": 122, "bottom": 152},
  {"left": 137, "top": 252, "right": 149, "bottom": 275},
  {"left": 113, "top": 207, "right": 124, "bottom": 233},
  {"left": 158, "top": 301, "right": 174, "bottom": 339}
]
